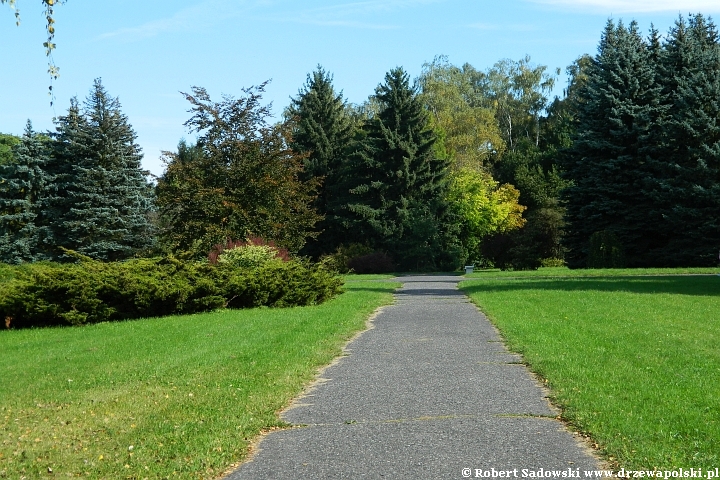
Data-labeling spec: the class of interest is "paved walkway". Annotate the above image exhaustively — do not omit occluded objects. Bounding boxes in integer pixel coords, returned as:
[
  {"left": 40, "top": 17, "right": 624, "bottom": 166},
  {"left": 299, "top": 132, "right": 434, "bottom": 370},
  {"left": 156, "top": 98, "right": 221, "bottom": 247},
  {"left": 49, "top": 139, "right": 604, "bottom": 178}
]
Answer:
[{"left": 226, "top": 275, "right": 600, "bottom": 479}]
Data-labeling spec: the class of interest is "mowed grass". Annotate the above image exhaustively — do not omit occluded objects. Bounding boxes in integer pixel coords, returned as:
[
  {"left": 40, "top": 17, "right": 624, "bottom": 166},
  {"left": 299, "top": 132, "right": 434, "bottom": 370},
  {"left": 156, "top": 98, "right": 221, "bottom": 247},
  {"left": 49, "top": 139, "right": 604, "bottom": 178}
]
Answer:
[
  {"left": 460, "top": 273, "right": 720, "bottom": 470},
  {"left": 0, "top": 279, "right": 399, "bottom": 479}
]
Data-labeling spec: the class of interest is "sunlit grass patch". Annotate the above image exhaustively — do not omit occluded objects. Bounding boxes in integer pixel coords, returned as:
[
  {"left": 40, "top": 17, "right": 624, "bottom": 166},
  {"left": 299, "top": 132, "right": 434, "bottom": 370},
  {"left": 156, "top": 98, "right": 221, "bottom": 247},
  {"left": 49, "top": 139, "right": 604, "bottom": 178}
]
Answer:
[
  {"left": 0, "top": 280, "right": 398, "bottom": 479},
  {"left": 460, "top": 274, "right": 720, "bottom": 469}
]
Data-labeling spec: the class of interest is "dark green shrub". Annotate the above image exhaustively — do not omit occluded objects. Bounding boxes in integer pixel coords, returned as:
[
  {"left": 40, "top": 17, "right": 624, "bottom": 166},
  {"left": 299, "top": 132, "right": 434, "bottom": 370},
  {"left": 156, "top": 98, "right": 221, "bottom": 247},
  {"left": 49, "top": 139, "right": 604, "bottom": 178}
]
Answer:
[
  {"left": 227, "top": 260, "right": 343, "bottom": 308},
  {"left": 0, "top": 256, "right": 343, "bottom": 329}
]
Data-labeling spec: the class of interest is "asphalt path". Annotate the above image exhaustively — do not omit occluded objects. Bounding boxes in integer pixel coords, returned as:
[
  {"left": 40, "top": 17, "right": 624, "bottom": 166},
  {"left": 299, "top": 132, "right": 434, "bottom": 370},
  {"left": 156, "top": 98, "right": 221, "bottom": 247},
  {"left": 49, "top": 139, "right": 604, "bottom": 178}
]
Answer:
[{"left": 226, "top": 275, "right": 601, "bottom": 479}]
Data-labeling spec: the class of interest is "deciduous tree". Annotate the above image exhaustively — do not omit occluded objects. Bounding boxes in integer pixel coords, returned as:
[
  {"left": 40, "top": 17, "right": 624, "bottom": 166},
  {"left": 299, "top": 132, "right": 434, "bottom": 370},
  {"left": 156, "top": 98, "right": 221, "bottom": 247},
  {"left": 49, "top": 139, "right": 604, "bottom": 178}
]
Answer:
[
  {"left": 418, "top": 56, "right": 504, "bottom": 171},
  {"left": 156, "top": 83, "right": 321, "bottom": 257},
  {"left": 447, "top": 168, "right": 525, "bottom": 262},
  {"left": 0, "top": 133, "right": 21, "bottom": 166}
]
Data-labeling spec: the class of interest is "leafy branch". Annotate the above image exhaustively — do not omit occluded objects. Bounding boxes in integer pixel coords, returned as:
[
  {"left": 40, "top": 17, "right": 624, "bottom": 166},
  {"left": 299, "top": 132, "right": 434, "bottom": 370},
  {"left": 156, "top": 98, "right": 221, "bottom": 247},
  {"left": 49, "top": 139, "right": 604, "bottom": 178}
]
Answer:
[{"left": 3, "top": 0, "right": 65, "bottom": 104}]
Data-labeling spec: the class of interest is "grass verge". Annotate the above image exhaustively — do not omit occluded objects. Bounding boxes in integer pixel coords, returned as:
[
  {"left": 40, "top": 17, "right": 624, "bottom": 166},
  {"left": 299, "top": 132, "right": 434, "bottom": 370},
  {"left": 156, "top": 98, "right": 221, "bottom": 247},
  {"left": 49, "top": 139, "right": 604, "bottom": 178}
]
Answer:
[
  {"left": 460, "top": 272, "right": 720, "bottom": 470},
  {"left": 342, "top": 273, "right": 397, "bottom": 282},
  {"left": 0, "top": 280, "right": 399, "bottom": 479}
]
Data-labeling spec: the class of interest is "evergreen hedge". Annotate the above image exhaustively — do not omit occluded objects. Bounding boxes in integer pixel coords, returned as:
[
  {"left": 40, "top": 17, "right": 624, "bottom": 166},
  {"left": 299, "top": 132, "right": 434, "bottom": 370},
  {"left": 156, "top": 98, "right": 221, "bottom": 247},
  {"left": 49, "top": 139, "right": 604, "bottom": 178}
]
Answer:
[{"left": 0, "top": 257, "right": 343, "bottom": 329}]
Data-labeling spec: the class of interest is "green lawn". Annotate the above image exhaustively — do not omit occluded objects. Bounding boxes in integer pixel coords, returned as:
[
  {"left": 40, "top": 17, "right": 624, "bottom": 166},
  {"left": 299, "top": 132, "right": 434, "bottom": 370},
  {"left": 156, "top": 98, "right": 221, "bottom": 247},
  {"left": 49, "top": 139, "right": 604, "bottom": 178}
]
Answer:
[
  {"left": 0, "top": 279, "right": 399, "bottom": 479},
  {"left": 460, "top": 272, "right": 720, "bottom": 470}
]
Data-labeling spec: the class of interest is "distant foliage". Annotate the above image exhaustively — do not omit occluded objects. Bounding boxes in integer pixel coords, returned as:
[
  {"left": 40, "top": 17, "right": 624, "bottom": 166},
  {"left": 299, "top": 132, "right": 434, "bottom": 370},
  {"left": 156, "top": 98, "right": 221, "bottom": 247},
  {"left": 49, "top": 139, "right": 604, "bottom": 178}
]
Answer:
[
  {"left": 418, "top": 56, "right": 505, "bottom": 171},
  {"left": 320, "top": 243, "right": 374, "bottom": 273},
  {"left": 587, "top": 231, "right": 625, "bottom": 268},
  {"left": 0, "top": 133, "right": 20, "bottom": 166},
  {"left": 347, "top": 252, "right": 395, "bottom": 274},
  {"left": 0, "top": 256, "right": 343, "bottom": 329}
]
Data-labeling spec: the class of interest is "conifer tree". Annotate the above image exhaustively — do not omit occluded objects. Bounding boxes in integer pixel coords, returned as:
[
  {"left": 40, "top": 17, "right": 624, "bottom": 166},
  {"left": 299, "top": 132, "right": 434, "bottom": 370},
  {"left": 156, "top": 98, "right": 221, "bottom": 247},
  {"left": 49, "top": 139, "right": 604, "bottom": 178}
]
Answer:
[
  {"left": 44, "top": 79, "right": 155, "bottom": 261},
  {"left": 0, "top": 122, "right": 51, "bottom": 263},
  {"left": 562, "top": 20, "right": 661, "bottom": 267},
  {"left": 342, "top": 67, "right": 461, "bottom": 270},
  {"left": 652, "top": 14, "right": 720, "bottom": 266},
  {"left": 286, "top": 66, "right": 354, "bottom": 257}
]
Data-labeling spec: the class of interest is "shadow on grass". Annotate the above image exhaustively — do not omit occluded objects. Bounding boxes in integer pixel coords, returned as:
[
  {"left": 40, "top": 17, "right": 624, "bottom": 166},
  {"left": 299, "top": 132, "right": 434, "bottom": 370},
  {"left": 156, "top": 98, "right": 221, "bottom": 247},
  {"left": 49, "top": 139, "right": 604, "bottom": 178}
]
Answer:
[
  {"left": 460, "top": 275, "right": 720, "bottom": 297},
  {"left": 343, "top": 286, "right": 400, "bottom": 294}
]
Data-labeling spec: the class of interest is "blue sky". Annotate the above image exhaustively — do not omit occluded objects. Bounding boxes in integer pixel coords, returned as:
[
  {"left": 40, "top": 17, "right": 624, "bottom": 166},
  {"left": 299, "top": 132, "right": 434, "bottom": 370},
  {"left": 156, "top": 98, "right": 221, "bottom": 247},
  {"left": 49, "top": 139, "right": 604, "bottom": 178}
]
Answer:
[{"left": 2, "top": 0, "right": 720, "bottom": 177}]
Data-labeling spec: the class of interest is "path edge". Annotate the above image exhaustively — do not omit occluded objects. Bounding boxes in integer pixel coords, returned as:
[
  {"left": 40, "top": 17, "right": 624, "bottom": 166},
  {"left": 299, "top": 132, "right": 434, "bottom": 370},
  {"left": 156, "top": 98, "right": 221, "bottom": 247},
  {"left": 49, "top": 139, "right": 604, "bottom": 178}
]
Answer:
[{"left": 218, "top": 288, "right": 399, "bottom": 478}]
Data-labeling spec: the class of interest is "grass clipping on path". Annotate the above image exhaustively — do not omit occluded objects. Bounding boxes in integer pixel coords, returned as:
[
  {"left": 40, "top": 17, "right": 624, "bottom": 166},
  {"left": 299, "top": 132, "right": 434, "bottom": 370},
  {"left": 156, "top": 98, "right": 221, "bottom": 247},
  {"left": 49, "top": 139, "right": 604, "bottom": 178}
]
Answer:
[
  {"left": 0, "top": 280, "right": 398, "bottom": 479},
  {"left": 460, "top": 272, "right": 720, "bottom": 470}
]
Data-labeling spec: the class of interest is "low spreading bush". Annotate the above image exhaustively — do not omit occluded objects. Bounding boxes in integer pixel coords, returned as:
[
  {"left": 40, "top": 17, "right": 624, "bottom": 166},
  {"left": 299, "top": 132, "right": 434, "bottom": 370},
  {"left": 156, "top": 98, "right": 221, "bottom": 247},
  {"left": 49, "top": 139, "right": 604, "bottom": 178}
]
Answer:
[
  {"left": 0, "top": 263, "right": 14, "bottom": 284},
  {"left": 217, "top": 245, "right": 283, "bottom": 269},
  {"left": 540, "top": 257, "right": 566, "bottom": 268},
  {"left": 346, "top": 252, "right": 395, "bottom": 274},
  {"left": 0, "top": 256, "right": 343, "bottom": 329},
  {"left": 208, "top": 237, "right": 290, "bottom": 266}
]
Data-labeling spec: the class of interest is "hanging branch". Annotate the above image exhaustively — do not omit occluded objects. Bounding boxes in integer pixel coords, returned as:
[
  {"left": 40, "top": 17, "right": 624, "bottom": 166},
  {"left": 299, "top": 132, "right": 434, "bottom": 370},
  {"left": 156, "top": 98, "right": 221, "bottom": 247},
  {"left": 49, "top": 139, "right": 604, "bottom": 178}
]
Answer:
[{"left": 3, "top": 0, "right": 66, "bottom": 105}]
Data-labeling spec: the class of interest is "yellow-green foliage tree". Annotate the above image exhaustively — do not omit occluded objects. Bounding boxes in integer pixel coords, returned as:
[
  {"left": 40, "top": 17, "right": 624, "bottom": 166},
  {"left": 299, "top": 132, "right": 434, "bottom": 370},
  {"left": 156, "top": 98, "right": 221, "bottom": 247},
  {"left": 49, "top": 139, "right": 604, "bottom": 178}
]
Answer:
[
  {"left": 448, "top": 168, "right": 525, "bottom": 262},
  {"left": 419, "top": 56, "right": 505, "bottom": 171}
]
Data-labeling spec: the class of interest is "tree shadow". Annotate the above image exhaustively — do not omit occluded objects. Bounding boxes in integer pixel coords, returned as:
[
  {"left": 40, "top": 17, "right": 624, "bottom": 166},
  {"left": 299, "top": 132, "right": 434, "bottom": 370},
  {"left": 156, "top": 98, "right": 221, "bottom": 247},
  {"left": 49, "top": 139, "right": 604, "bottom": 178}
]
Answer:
[
  {"left": 396, "top": 289, "right": 467, "bottom": 297},
  {"left": 343, "top": 286, "right": 401, "bottom": 294},
  {"left": 460, "top": 275, "right": 720, "bottom": 297}
]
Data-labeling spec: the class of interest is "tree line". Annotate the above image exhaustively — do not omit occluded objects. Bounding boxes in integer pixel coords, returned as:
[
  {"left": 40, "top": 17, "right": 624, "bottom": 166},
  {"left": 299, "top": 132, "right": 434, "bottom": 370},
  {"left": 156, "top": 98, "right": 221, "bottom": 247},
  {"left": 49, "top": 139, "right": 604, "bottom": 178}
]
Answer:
[
  {"left": 562, "top": 15, "right": 720, "bottom": 268},
  {"left": 2, "top": 13, "right": 719, "bottom": 269}
]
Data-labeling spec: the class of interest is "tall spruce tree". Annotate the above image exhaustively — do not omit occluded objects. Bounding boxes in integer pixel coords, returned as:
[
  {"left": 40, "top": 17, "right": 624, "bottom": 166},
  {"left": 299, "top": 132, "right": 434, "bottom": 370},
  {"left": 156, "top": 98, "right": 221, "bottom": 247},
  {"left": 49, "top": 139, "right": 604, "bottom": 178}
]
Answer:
[
  {"left": 341, "top": 67, "right": 461, "bottom": 270},
  {"left": 0, "top": 122, "right": 51, "bottom": 263},
  {"left": 651, "top": 14, "right": 720, "bottom": 266},
  {"left": 286, "top": 66, "right": 354, "bottom": 257},
  {"left": 44, "top": 79, "right": 155, "bottom": 261},
  {"left": 561, "top": 20, "right": 661, "bottom": 268}
]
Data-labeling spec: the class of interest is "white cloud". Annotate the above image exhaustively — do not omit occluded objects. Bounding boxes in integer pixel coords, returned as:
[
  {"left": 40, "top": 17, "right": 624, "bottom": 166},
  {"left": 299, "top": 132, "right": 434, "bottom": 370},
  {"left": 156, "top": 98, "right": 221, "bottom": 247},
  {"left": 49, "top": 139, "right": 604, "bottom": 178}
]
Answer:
[
  {"left": 277, "top": 0, "right": 445, "bottom": 29},
  {"left": 98, "top": 1, "right": 248, "bottom": 41},
  {"left": 530, "top": 0, "right": 720, "bottom": 13},
  {"left": 98, "top": 0, "right": 449, "bottom": 37}
]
